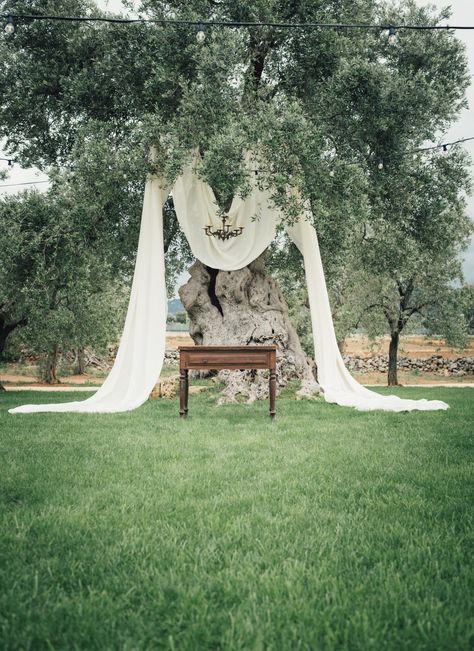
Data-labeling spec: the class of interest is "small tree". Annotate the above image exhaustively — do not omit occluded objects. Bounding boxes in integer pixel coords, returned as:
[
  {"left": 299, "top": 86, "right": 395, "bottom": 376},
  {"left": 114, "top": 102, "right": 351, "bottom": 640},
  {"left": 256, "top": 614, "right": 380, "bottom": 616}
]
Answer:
[
  {"left": 19, "top": 263, "right": 128, "bottom": 383},
  {"left": 0, "top": 188, "right": 128, "bottom": 382},
  {"left": 339, "top": 149, "right": 472, "bottom": 385},
  {"left": 174, "top": 311, "right": 187, "bottom": 324},
  {"left": 458, "top": 284, "right": 474, "bottom": 334}
]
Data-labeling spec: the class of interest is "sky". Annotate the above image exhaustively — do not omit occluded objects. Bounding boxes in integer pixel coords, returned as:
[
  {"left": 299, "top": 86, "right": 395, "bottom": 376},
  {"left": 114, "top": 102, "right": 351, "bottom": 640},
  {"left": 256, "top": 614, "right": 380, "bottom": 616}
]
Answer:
[
  {"left": 1, "top": 0, "right": 473, "bottom": 281},
  {"left": 424, "top": 0, "right": 474, "bottom": 281}
]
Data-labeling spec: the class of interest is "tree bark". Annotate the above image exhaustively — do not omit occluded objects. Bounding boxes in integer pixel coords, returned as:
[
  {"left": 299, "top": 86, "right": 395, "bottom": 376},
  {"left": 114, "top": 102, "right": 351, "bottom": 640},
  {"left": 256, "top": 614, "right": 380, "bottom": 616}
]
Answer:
[
  {"left": 0, "top": 329, "right": 7, "bottom": 361},
  {"left": 388, "top": 330, "right": 400, "bottom": 386},
  {"left": 75, "top": 348, "right": 86, "bottom": 375},
  {"left": 178, "top": 254, "right": 319, "bottom": 402},
  {"left": 43, "top": 344, "right": 61, "bottom": 384},
  {"left": 0, "top": 316, "right": 27, "bottom": 359}
]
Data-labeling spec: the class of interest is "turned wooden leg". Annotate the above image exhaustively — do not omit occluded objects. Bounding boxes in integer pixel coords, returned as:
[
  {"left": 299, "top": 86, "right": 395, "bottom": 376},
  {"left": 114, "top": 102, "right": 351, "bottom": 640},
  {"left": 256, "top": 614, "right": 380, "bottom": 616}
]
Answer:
[
  {"left": 269, "top": 369, "right": 276, "bottom": 420},
  {"left": 179, "top": 369, "right": 187, "bottom": 418},
  {"left": 184, "top": 369, "right": 189, "bottom": 416}
]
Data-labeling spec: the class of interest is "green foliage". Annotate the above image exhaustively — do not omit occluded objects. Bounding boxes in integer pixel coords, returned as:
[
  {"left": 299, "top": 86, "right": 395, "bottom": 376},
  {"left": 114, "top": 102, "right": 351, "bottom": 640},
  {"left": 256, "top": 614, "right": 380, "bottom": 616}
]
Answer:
[
  {"left": 0, "top": 144, "right": 191, "bottom": 367},
  {"left": 0, "top": 187, "right": 128, "bottom": 375},
  {"left": 1, "top": 386, "right": 473, "bottom": 649},
  {"left": 1, "top": 1, "right": 469, "bottom": 231},
  {"left": 174, "top": 311, "right": 187, "bottom": 324},
  {"left": 267, "top": 232, "right": 314, "bottom": 356},
  {"left": 351, "top": 147, "right": 472, "bottom": 347},
  {"left": 459, "top": 284, "right": 474, "bottom": 334}
]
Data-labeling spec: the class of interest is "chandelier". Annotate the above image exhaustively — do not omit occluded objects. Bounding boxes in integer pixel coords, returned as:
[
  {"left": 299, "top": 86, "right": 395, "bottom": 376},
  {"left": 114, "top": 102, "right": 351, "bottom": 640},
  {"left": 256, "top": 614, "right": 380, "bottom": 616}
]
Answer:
[{"left": 204, "top": 214, "right": 244, "bottom": 241}]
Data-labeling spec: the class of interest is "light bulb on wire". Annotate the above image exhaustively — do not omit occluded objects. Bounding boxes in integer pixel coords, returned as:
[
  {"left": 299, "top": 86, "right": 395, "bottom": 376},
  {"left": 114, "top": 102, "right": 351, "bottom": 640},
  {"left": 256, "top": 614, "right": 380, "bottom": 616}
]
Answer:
[
  {"left": 5, "top": 16, "right": 15, "bottom": 34},
  {"left": 378, "top": 160, "right": 384, "bottom": 170},
  {"left": 196, "top": 23, "right": 206, "bottom": 43},
  {"left": 388, "top": 26, "right": 397, "bottom": 45},
  {"left": 442, "top": 144, "right": 448, "bottom": 154}
]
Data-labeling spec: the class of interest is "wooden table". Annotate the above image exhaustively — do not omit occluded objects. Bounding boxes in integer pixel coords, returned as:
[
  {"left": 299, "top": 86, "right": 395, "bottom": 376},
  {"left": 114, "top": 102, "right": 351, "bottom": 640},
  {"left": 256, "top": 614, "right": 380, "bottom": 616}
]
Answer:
[{"left": 178, "top": 345, "right": 277, "bottom": 420}]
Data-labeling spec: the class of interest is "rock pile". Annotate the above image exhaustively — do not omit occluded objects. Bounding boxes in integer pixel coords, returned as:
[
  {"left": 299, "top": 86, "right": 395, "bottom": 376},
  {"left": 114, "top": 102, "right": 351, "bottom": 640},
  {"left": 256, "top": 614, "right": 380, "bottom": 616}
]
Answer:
[
  {"left": 164, "top": 350, "right": 474, "bottom": 376},
  {"left": 342, "top": 355, "right": 474, "bottom": 376},
  {"left": 164, "top": 350, "right": 180, "bottom": 365}
]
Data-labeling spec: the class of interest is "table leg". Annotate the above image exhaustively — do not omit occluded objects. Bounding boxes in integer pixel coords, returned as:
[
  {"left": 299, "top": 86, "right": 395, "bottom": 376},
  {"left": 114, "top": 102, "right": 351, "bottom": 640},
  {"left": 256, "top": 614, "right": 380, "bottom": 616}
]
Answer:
[
  {"left": 184, "top": 369, "right": 189, "bottom": 416},
  {"left": 179, "top": 370, "right": 187, "bottom": 418},
  {"left": 269, "top": 369, "right": 276, "bottom": 420}
]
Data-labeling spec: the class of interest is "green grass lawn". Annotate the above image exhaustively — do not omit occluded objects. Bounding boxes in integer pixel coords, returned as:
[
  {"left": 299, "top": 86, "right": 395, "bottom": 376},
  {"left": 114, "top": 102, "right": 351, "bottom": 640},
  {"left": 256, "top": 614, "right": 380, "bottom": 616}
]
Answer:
[{"left": 1, "top": 387, "right": 473, "bottom": 650}]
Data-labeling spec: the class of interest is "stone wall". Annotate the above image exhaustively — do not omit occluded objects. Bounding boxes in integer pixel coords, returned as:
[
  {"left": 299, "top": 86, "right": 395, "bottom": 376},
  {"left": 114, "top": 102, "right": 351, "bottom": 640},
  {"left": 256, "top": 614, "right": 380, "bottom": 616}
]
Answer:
[
  {"left": 342, "top": 355, "right": 474, "bottom": 377},
  {"left": 164, "top": 350, "right": 474, "bottom": 376}
]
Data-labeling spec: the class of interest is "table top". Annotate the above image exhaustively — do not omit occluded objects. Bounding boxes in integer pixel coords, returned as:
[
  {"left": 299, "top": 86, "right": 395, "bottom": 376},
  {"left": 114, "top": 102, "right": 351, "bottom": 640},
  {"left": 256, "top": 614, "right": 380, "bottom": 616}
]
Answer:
[{"left": 178, "top": 345, "right": 277, "bottom": 352}]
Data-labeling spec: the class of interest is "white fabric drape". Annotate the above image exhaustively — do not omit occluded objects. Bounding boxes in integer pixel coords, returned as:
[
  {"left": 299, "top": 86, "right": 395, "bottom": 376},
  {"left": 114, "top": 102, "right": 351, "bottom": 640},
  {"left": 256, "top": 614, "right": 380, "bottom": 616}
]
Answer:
[
  {"left": 9, "top": 153, "right": 448, "bottom": 414},
  {"left": 286, "top": 214, "right": 448, "bottom": 412},
  {"left": 9, "top": 177, "right": 170, "bottom": 414},
  {"left": 172, "top": 152, "right": 279, "bottom": 269}
]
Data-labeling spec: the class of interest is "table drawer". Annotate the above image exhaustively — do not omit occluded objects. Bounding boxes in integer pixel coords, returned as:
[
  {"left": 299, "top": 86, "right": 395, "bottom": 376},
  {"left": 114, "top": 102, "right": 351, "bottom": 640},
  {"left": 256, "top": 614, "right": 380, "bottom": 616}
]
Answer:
[{"left": 185, "top": 352, "right": 270, "bottom": 367}]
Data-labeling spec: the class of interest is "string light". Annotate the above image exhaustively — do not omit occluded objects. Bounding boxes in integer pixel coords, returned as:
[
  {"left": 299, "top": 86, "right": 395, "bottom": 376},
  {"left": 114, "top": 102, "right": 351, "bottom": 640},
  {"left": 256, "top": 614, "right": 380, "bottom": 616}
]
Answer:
[
  {"left": 1, "top": 137, "right": 472, "bottom": 188},
  {"left": 1, "top": 13, "right": 474, "bottom": 35},
  {"left": 4, "top": 15, "right": 14, "bottom": 34},
  {"left": 196, "top": 23, "right": 205, "bottom": 42},
  {"left": 388, "top": 26, "right": 397, "bottom": 45},
  {"left": 415, "top": 136, "right": 474, "bottom": 152},
  {"left": 0, "top": 180, "right": 49, "bottom": 188}
]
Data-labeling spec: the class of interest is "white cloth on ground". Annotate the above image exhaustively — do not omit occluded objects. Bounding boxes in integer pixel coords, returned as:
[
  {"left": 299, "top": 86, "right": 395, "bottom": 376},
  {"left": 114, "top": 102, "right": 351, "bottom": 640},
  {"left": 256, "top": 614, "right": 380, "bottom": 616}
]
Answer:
[{"left": 9, "top": 177, "right": 170, "bottom": 413}]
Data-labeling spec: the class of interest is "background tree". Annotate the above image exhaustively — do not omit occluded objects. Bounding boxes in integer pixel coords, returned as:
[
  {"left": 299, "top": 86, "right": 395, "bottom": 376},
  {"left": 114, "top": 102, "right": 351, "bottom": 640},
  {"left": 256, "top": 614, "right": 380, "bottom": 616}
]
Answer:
[
  {"left": 458, "top": 284, "right": 474, "bottom": 334},
  {"left": 333, "top": 148, "right": 473, "bottom": 385},
  {"left": 0, "top": 138, "right": 190, "bottom": 380},
  {"left": 0, "top": 187, "right": 125, "bottom": 381}
]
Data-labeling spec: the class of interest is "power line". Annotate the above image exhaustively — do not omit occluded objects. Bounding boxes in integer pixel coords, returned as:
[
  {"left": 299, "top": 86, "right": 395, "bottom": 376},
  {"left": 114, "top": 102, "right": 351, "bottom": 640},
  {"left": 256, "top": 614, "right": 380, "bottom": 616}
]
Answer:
[
  {"left": 0, "top": 180, "right": 49, "bottom": 188},
  {"left": 415, "top": 136, "right": 474, "bottom": 152},
  {"left": 1, "top": 136, "right": 472, "bottom": 186},
  {"left": 2, "top": 13, "right": 474, "bottom": 32}
]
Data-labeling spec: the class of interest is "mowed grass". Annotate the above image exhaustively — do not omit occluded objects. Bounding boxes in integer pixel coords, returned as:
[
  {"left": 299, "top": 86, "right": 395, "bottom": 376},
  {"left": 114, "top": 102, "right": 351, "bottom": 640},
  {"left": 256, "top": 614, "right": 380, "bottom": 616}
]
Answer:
[{"left": 0, "top": 387, "right": 473, "bottom": 651}]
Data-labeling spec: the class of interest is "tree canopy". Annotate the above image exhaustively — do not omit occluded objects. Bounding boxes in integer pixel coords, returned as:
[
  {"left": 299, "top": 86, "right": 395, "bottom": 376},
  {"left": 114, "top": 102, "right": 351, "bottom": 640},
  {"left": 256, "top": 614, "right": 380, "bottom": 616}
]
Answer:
[{"left": 1, "top": 0, "right": 469, "bottom": 259}]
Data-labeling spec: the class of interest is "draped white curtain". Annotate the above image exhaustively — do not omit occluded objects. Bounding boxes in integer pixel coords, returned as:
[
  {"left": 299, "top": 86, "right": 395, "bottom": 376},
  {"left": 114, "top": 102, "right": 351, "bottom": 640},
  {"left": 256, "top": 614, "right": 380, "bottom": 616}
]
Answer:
[
  {"left": 172, "top": 151, "right": 279, "bottom": 269},
  {"left": 9, "top": 178, "right": 170, "bottom": 414},
  {"left": 287, "top": 215, "right": 448, "bottom": 412},
  {"left": 9, "top": 153, "right": 448, "bottom": 414}
]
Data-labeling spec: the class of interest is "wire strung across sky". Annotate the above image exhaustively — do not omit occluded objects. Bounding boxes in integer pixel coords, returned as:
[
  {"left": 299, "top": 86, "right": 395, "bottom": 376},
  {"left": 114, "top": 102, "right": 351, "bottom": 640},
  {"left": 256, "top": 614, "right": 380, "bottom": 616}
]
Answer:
[
  {"left": 2, "top": 13, "right": 474, "bottom": 33},
  {"left": 414, "top": 137, "right": 474, "bottom": 152},
  {"left": 0, "top": 180, "right": 50, "bottom": 188},
  {"left": 1, "top": 135, "right": 473, "bottom": 189}
]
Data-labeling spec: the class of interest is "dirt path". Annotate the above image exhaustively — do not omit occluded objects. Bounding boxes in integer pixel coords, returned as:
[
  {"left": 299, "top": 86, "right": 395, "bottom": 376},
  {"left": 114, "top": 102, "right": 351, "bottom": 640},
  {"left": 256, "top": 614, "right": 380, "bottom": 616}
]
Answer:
[
  {"left": 343, "top": 334, "right": 474, "bottom": 359},
  {"left": 4, "top": 385, "right": 97, "bottom": 392},
  {"left": 0, "top": 373, "right": 103, "bottom": 386}
]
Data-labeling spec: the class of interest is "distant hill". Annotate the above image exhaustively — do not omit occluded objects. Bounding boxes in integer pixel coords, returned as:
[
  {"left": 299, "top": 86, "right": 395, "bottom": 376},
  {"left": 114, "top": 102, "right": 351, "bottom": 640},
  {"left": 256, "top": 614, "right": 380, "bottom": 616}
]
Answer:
[{"left": 167, "top": 298, "right": 185, "bottom": 315}]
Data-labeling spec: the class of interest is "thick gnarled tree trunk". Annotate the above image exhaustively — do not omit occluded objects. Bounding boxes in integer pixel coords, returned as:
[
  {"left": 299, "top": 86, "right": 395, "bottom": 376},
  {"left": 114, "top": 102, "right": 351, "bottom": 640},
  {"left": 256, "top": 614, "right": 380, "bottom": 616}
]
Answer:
[
  {"left": 388, "top": 330, "right": 400, "bottom": 386},
  {"left": 179, "top": 253, "right": 319, "bottom": 402},
  {"left": 43, "top": 344, "right": 61, "bottom": 385},
  {"left": 0, "top": 315, "right": 27, "bottom": 360}
]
